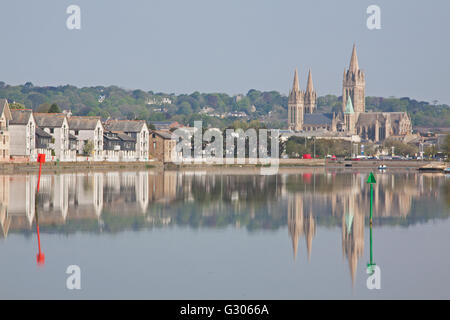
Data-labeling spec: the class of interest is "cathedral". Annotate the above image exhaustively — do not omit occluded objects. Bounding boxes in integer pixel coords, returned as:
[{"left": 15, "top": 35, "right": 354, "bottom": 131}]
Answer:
[{"left": 287, "top": 45, "right": 413, "bottom": 143}]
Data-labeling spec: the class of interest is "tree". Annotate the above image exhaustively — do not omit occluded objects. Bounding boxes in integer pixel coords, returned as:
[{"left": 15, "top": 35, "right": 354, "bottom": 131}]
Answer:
[
  {"left": 9, "top": 102, "right": 25, "bottom": 110},
  {"left": 48, "top": 103, "right": 61, "bottom": 113},
  {"left": 444, "top": 134, "right": 450, "bottom": 159},
  {"left": 383, "top": 138, "right": 418, "bottom": 157},
  {"left": 36, "top": 103, "right": 51, "bottom": 113},
  {"left": 83, "top": 140, "right": 95, "bottom": 156}
]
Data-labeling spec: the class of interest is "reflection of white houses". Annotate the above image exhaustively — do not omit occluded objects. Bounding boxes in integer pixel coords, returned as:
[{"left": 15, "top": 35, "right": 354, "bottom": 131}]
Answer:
[
  {"left": 0, "top": 175, "right": 10, "bottom": 237},
  {"left": 68, "top": 173, "right": 104, "bottom": 218},
  {"left": 8, "top": 175, "right": 36, "bottom": 227},
  {"left": 103, "top": 171, "right": 149, "bottom": 214},
  {"left": 136, "top": 171, "right": 149, "bottom": 213},
  {"left": 9, "top": 109, "right": 36, "bottom": 161},
  {"left": 38, "top": 174, "right": 70, "bottom": 222}
]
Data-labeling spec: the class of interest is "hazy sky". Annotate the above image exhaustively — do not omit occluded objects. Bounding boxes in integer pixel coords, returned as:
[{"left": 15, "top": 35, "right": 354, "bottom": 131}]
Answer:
[{"left": 0, "top": 0, "right": 449, "bottom": 104}]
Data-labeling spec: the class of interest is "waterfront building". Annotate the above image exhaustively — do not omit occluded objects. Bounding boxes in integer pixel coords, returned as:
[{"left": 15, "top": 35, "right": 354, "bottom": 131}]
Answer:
[
  {"left": 149, "top": 130, "right": 178, "bottom": 163},
  {"left": 68, "top": 116, "right": 104, "bottom": 160},
  {"left": 104, "top": 120, "right": 149, "bottom": 161},
  {"left": 9, "top": 109, "right": 36, "bottom": 161},
  {"left": 35, "top": 127, "right": 53, "bottom": 161},
  {"left": 33, "top": 113, "right": 75, "bottom": 161},
  {"left": 103, "top": 130, "right": 138, "bottom": 161},
  {"left": 0, "top": 99, "right": 12, "bottom": 162}
]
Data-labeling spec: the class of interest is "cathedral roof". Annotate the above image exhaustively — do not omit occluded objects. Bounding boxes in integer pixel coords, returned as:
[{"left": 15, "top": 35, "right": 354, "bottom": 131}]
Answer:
[{"left": 303, "top": 113, "right": 333, "bottom": 125}]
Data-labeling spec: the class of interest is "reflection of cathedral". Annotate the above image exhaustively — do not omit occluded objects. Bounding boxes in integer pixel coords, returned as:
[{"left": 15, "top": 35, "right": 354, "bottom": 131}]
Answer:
[
  {"left": 288, "top": 45, "right": 413, "bottom": 142},
  {"left": 341, "top": 198, "right": 364, "bottom": 286},
  {"left": 284, "top": 170, "right": 441, "bottom": 285},
  {"left": 288, "top": 193, "right": 316, "bottom": 261}
]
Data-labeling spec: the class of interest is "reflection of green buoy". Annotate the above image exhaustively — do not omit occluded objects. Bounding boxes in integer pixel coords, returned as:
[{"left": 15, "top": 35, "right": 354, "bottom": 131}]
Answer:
[{"left": 366, "top": 172, "right": 376, "bottom": 274}]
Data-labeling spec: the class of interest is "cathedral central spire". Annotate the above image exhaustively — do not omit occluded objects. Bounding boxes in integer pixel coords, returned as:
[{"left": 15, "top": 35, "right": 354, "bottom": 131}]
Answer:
[
  {"left": 342, "top": 44, "right": 365, "bottom": 116},
  {"left": 349, "top": 44, "right": 359, "bottom": 72}
]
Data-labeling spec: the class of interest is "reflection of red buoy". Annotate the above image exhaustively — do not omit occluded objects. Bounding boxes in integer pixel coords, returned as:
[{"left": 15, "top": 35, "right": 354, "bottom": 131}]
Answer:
[
  {"left": 303, "top": 173, "right": 312, "bottom": 184},
  {"left": 35, "top": 154, "right": 46, "bottom": 266},
  {"left": 37, "top": 252, "right": 45, "bottom": 265}
]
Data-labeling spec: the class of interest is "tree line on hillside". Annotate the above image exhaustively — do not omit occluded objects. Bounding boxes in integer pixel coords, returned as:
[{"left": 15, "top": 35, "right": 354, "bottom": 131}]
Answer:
[{"left": 0, "top": 81, "right": 449, "bottom": 129}]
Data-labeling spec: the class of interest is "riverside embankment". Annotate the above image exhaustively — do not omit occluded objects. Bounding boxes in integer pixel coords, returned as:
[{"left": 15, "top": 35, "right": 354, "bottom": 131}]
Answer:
[{"left": 0, "top": 158, "right": 445, "bottom": 173}]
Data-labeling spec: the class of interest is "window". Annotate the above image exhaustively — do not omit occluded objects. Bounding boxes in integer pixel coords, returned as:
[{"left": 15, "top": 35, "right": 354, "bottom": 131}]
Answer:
[
  {"left": 50, "top": 128, "right": 54, "bottom": 134},
  {"left": 75, "top": 130, "right": 79, "bottom": 135}
]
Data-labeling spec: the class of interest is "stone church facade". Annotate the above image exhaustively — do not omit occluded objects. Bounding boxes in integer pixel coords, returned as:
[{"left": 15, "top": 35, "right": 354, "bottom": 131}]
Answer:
[{"left": 288, "top": 45, "right": 412, "bottom": 143}]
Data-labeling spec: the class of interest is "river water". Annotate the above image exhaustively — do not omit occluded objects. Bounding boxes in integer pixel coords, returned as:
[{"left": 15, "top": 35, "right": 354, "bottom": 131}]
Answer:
[{"left": 0, "top": 169, "right": 449, "bottom": 299}]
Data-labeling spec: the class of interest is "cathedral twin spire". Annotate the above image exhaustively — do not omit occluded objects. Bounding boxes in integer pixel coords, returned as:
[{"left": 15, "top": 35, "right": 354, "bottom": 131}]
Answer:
[{"left": 289, "top": 68, "right": 316, "bottom": 114}]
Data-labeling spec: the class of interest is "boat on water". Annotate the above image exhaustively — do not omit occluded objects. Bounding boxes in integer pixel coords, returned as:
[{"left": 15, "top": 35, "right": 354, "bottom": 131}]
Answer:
[
  {"left": 378, "top": 164, "right": 387, "bottom": 170},
  {"left": 418, "top": 162, "right": 446, "bottom": 172},
  {"left": 444, "top": 168, "right": 450, "bottom": 174}
]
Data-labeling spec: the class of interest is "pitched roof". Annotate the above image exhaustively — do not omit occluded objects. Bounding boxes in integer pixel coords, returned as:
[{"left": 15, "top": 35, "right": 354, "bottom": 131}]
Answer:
[
  {"left": 10, "top": 109, "right": 33, "bottom": 125},
  {"left": 68, "top": 116, "right": 101, "bottom": 130},
  {"left": 303, "top": 113, "right": 333, "bottom": 125},
  {"left": 0, "top": 99, "right": 12, "bottom": 120},
  {"left": 152, "top": 130, "right": 173, "bottom": 140},
  {"left": 34, "top": 113, "right": 67, "bottom": 128},
  {"left": 35, "top": 127, "right": 52, "bottom": 138},
  {"left": 117, "top": 132, "right": 136, "bottom": 142},
  {"left": 104, "top": 120, "right": 146, "bottom": 132}
]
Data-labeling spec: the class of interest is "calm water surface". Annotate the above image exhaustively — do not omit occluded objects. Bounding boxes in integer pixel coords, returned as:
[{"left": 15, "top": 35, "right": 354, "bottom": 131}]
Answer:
[{"left": 0, "top": 169, "right": 449, "bottom": 299}]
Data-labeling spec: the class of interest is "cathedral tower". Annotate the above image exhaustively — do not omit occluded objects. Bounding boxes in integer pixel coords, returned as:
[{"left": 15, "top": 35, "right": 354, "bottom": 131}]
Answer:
[
  {"left": 304, "top": 69, "right": 317, "bottom": 114},
  {"left": 288, "top": 69, "right": 305, "bottom": 131},
  {"left": 342, "top": 44, "right": 365, "bottom": 114}
]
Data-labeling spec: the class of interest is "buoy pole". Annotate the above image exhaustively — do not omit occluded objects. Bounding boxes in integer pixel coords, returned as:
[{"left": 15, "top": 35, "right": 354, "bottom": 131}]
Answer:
[{"left": 36, "top": 154, "right": 45, "bottom": 266}]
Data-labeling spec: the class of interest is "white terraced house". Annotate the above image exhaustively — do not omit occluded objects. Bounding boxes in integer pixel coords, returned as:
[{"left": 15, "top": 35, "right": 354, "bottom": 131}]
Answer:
[
  {"left": 0, "top": 99, "right": 12, "bottom": 162},
  {"left": 68, "top": 116, "right": 104, "bottom": 160},
  {"left": 33, "top": 113, "right": 76, "bottom": 162},
  {"left": 9, "top": 109, "right": 36, "bottom": 161}
]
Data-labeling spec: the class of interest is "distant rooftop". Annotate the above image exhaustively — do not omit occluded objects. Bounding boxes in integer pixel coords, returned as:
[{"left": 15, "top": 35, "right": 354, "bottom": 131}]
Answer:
[{"left": 104, "top": 119, "right": 146, "bottom": 132}]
